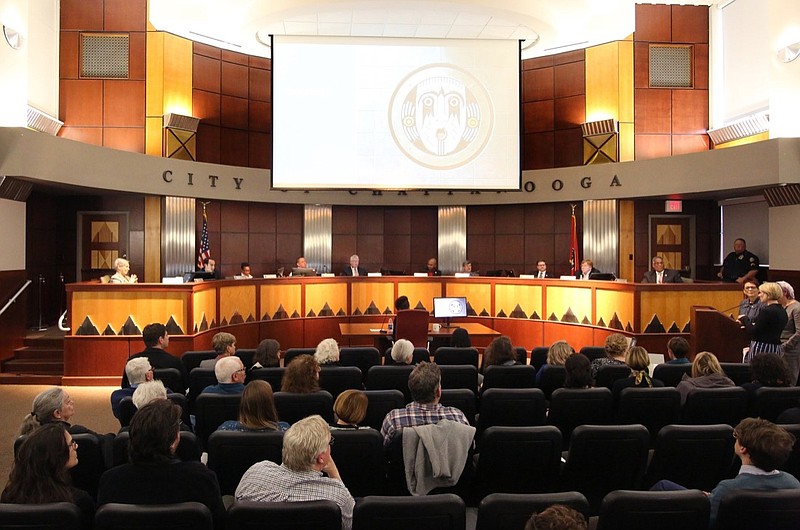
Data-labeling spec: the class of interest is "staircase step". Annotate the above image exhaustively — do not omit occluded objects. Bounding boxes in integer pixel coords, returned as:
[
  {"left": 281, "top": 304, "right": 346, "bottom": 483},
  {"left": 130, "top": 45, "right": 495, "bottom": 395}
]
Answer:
[
  {"left": 1, "top": 359, "right": 64, "bottom": 375},
  {"left": 12, "top": 347, "right": 64, "bottom": 360},
  {"left": 0, "top": 373, "right": 63, "bottom": 385},
  {"left": 22, "top": 336, "right": 65, "bottom": 349}
]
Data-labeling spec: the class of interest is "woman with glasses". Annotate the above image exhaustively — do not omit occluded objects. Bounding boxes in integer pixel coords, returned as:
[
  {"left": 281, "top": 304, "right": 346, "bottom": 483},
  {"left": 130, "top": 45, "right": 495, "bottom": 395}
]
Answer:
[
  {"left": 1, "top": 422, "right": 94, "bottom": 526},
  {"left": 738, "top": 280, "right": 763, "bottom": 323}
]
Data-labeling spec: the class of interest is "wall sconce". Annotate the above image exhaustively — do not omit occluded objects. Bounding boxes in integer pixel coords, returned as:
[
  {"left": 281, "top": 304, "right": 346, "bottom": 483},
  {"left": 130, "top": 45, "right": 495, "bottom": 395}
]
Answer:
[
  {"left": 777, "top": 42, "right": 800, "bottom": 63},
  {"left": 581, "top": 119, "right": 618, "bottom": 165},
  {"left": 707, "top": 111, "right": 769, "bottom": 146},
  {"left": 163, "top": 113, "right": 200, "bottom": 161},
  {"left": 3, "top": 25, "right": 23, "bottom": 50},
  {"left": 27, "top": 106, "right": 63, "bottom": 136}
]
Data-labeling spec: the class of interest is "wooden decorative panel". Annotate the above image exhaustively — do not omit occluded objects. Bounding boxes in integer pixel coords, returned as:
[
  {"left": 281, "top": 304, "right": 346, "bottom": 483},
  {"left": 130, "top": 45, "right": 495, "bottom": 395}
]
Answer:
[
  {"left": 634, "top": 4, "right": 671, "bottom": 42},
  {"left": 350, "top": 281, "right": 394, "bottom": 316},
  {"left": 639, "top": 289, "right": 740, "bottom": 334},
  {"left": 545, "top": 285, "right": 592, "bottom": 324},
  {"left": 522, "top": 68, "right": 554, "bottom": 102},
  {"left": 104, "top": 0, "right": 147, "bottom": 32},
  {"left": 446, "top": 282, "right": 492, "bottom": 317},
  {"left": 192, "top": 287, "right": 217, "bottom": 333},
  {"left": 398, "top": 282, "right": 443, "bottom": 313},
  {"left": 72, "top": 290, "right": 187, "bottom": 336},
  {"left": 60, "top": 79, "right": 103, "bottom": 126},
  {"left": 222, "top": 61, "right": 249, "bottom": 98},
  {"left": 671, "top": 90, "right": 708, "bottom": 134},
  {"left": 193, "top": 54, "right": 221, "bottom": 93},
  {"left": 596, "top": 289, "right": 634, "bottom": 331},
  {"left": 103, "top": 80, "right": 145, "bottom": 126},
  {"left": 634, "top": 134, "right": 671, "bottom": 160},
  {"left": 218, "top": 284, "right": 256, "bottom": 324},
  {"left": 494, "top": 284, "right": 541, "bottom": 320},
  {"left": 634, "top": 88, "right": 671, "bottom": 134},
  {"left": 672, "top": 135, "right": 710, "bottom": 155},
  {"left": 523, "top": 101, "right": 554, "bottom": 133},
  {"left": 554, "top": 61, "right": 585, "bottom": 98},
  {"left": 260, "top": 283, "right": 302, "bottom": 319},
  {"left": 221, "top": 95, "right": 249, "bottom": 130},
  {"left": 306, "top": 282, "right": 347, "bottom": 317},
  {"left": 61, "top": 0, "right": 103, "bottom": 31},
  {"left": 220, "top": 128, "right": 249, "bottom": 166},
  {"left": 671, "top": 5, "right": 709, "bottom": 44}
]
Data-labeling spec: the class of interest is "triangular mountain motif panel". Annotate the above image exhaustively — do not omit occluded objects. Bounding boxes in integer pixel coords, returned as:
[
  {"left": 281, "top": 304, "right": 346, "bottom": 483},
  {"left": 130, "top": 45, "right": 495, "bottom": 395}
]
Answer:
[
  {"left": 561, "top": 308, "right": 579, "bottom": 324},
  {"left": 529, "top": 311, "right": 541, "bottom": 320},
  {"left": 466, "top": 303, "right": 478, "bottom": 316},
  {"left": 365, "top": 302, "right": 381, "bottom": 315},
  {"left": 625, "top": 323, "right": 634, "bottom": 332},
  {"left": 336, "top": 309, "right": 347, "bottom": 316},
  {"left": 102, "top": 324, "right": 116, "bottom": 336},
  {"left": 290, "top": 310, "right": 300, "bottom": 318},
  {"left": 307, "top": 309, "right": 317, "bottom": 318},
  {"left": 76, "top": 316, "right": 99, "bottom": 336},
  {"left": 229, "top": 313, "right": 244, "bottom": 326},
  {"left": 609, "top": 314, "right": 624, "bottom": 330},
  {"left": 210, "top": 319, "right": 217, "bottom": 328},
  {"left": 120, "top": 316, "right": 141, "bottom": 335},
  {"left": 220, "top": 318, "right": 228, "bottom": 327},
  {"left": 644, "top": 315, "right": 666, "bottom": 333},
  {"left": 273, "top": 305, "right": 288, "bottom": 320},
  {"left": 165, "top": 316, "right": 184, "bottom": 335},
  {"left": 199, "top": 314, "right": 209, "bottom": 331},
  {"left": 597, "top": 317, "right": 607, "bottom": 327},
  {"left": 548, "top": 313, "right": 559, "bottom": 321},
  {"left": 509, "top": 305, "right": 528, "bottom": 319},
  {"left": 353, "top": 308, "right": 363, "bottom": 316},
  {"left": 414, "top": 302, "right": 428, "bottom": 311},
  {"left": 682, "top": 322, "right": 691, "bottom": 333},
  {"left": 261, "top": 312, "right": 271, "bottom": 321},
  {"left": 383, "top": 307, "right": 392, "bottom": 314},
  {"left": 479, "top": 309, "right": 490, "bottom": 317},
  {"left": 246, "top": 314, "right": 255, "bottom": 322},
  {"left": 319, "top": 303, "right": 335, "bottom": 317},
  {"left": 496, "top": 310, "right": 507, "bottom": 318},
  {"left": 668, "top": 323, "right": 681, "bottom": 333},
  {"left": 581, "top": 316, "right": 592, "bottom": 325}
]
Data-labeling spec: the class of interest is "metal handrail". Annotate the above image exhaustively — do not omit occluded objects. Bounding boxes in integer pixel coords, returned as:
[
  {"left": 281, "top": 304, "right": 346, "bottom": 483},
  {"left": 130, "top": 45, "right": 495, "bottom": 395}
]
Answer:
[{"left": 0, "top": 279, "right": 32, "bottom": 319}]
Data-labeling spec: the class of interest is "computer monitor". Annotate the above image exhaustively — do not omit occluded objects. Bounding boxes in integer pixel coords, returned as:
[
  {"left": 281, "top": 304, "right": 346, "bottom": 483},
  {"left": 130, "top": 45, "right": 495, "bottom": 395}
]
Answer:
[
  {"left": 433, "top": 297, "right": 468, "bottom": 328},
  {"left": 589, "top": 272, "right": 616, "bottom": 281},
  {"left": 291, "top": 267, "right": 317, "bottom": 277},
  {"left": 182, "top": 271, "right": 216, "bottom": 282}
]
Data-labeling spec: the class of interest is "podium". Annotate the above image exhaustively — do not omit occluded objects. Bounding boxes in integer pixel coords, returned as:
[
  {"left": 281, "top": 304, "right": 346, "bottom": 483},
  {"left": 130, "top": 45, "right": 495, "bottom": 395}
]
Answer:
[{"left": 690, "top": 305, "right": 748, "bottom": 362}]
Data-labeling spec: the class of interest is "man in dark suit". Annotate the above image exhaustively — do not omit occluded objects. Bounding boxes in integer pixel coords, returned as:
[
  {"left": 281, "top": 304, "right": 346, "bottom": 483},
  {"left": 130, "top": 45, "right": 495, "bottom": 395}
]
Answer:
[
  {"left": 577, "top": 259, "right": 601, "bottom": 280},
  {"left": 534, "top": 260, "right": 551, "bottom": 279},
  {"left": 425, "top": 258, "right": 442, "bottom": 276},
  {"left": 641, "top": 256, "right": 683, "bottom": 283},
  {"left": 341, "top": 254, "right": 367, "bottom": 276},
  {"left": 120, "top": 322, "right": 188, "bottom": 391}
]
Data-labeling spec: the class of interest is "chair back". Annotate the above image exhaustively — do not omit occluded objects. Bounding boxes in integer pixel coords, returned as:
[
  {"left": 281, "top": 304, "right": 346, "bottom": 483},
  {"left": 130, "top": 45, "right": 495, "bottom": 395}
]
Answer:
[
  {"left": 482, "top": 365, "right": 537, "bottom": 391},
  {"left": 353, "top": 494, "right": 465, "bottom": 530},
  {"left": 394, "top": 309, "right": 430, "bottom": 347},
  {"left": 681, "top": 387, "right": 748, "bottom": 426},
  {"left": 753, "top": 386, "right": 800, "bottom": 422},
  {"left": 362, "top": 389, "right": 406, "bottom": 430},
  {"left": 118, "top": 392, "right": 189, "bottom": 428},
  {"left": 475, "top": 492, "right": 590, "bottom": 530},
  {"left": 283, "top": 348, "right": 315, "bottom": 366},
  {"left": 720, "top": 362, "right": 753, "bottom": 386},
  {"left": 439, "top": 388, "right": 477, "bottom": 426},
  {"left": 652, "top": 363, "right": 692, "bottom": 387},
  {"left": 513, "top": 347, "right": 528, "bottom": 365},
  {"left": 365, "top": 365, "right": 415, "bottom": 402},
  {"left": 616, "top": 387, "right": 681, "bottom": 442},
  {"left": 777, "top": 423, "right": 800, "bottom": 481},
  {"left": 340, "top": 347, "right": 381, "bottom": 380},
  {"left": 547, "top": 388, "right": 613, "bottom": 446},
  {"left": 113, "top": 431, "right": 201, "bottom": 467},
  {"left": 94, "top": 502, "right": 213, "bottom": 530},
  {"left": 536, "top": 365, "right": 566, "bottom": 399},
  {"left": 206, "top": 430, "right": 284, "bottom": 496},
  {"left": 235, "top": 349, "right": 255, "bottom": 368},
  {"left": 439, "top": 365, "right": 479, "bottom": 394},
  {"left": 194, "top": 393, "right": 241, "bottom": 447},
  {"left": 434, "top": 347, "right": 479, "bottom": 368},
  {"left": 180, "top": 350, "right": 215, "bottom": 374},
  {"left": 474, "top": 426, "right": 562, "bottom": 500},
  {"left": 187, "top": 367, "right": 218, "bottom": 412},
  {"left": 329, "top": 428, "right": 385, "bottom": 497},
  {"left": 152, "top": 367, "right": 185, "bottom": 395},
  {"left": 529, "top": 347, "right": 549, "bottom": 371},
  {"left": 716, "top": 489, "right": 800, "bottom": 530},
  {"left": 247, "top": 367, "right": 285, "bottom": 390},
  {"left": 319, "top": 366, "right": 364, "bottom": 399},
  {"left": 579, "top": 346, "right": 606, "bottom": 362},
  {"left": 227, "top": 500, "right": 341, "bottom": 530},
  {"left": 274, "top": 391, "right": 334, "bottom": 424},
  {"left": 478, "top": 388, "right": 546, "bottom": 433},
  {"left": 382, "top": 347, "right": 430, "bottom": 365},
  {"left": 595, "top": 364, "right": 632, "bottom": 389},
  {"left": 0, "top": 502, "right": 82, "bottom": 530},
  {"left": 597, "top": 490, "right": 710, "bottom": 530}
]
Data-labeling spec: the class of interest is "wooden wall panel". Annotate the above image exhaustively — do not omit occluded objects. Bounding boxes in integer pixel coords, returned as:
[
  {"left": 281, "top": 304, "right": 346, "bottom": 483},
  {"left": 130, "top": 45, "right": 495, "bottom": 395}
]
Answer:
[
  {"left": 0, "top": 271, "right": 27, "bottom": 361},
  {"left": 193, "top": 90, "right": 221, "bottom": 126},
  {"left": 249, "top": 68, "right": 270, "bottom": 102},
  {"left": 61, "top": 0, "right": 103, "bottom": 30},
  {"left": 196, "top": 123, "right": 221, "bottom": 163},
  {"left": 554, "top": 128, "right": 583, "bottom": 167},
  {"left": 59, "top": 127, "right": 103, "bottom": 146},
  {"left": 672, "top": 5, "right": 709, "bottom": 43},
  {"left": 523, "top": 101, "right": 554, "bottom": 133},
  {"left": 634, "top": 88, "right": 671, "bottom": 134},
  {"left": 219, "top": 128, "right": 249, "bottom": 166},
  {"left": 103, "top": 128, "right": 145, "bottom": 152},
  {"left": 249, "top": 101, "right": 270, "bottom": 132},
  {"left": 249, "top": 132, "right": 271, "bottom": 169},
  {"left": 221, "top": 96, "right": 249, "bottom": 129},
  {"left": 522, "top": 68, "right": 554, "bottom": 102},
  {"left": 634, "top": 135, "right": 671, "bottom": 160},
  {"left": 60, "top": 32, "right": 79, "bottom": 78},
  {"left": 672, "top": 135, "right": 710, "bottom": 155},
  {"left": 129, "top": 31, "right": 146, "bottom": 80},
  {"left": 524, "top": 132, "right": 555, "bottom": 170},
  {"left": 222, "top": 50, "right": 249, "bottom": 66},
  {"left": 672, "top": 90, "right": 708, "bottom": 134},
  {"left": 194, "top": 42, "right": 221, "bottom": 59},
  {"left": 104, "top": 0, "right": 146, "bottom": 31},
  {"left": 193, "top": 54, "right": 221, "bottom": 93},
  {"left": 635, "top": 4, "right": 671, "bottom": 42},
  {"left": 60, "top": 80, "right": 103, "bottom": 126},
  {"left": 222, "top": 61, "right": 249, "bottom": 98},
  {"left": 103, "top": 80, "right": 145, "bottom": 126},
  {"left": 554, "top": 95, "right": 585, "bottom": 129},
  {"left": 248, "top": 204, "right": 276, "bottom": 233},
  {"left": 554, "top": 61, "right": 585, "bottom": 98},
  {"left": 694, "top": 44, "right": 709, "bottom": 89}
]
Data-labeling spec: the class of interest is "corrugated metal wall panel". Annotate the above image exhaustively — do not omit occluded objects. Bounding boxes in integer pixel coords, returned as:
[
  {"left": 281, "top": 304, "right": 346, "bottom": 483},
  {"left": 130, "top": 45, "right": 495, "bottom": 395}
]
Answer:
[
  {"left": 304, "top": 204, "right": 332, "bottom": 273},
  {"left": 162, "top": 196, "right": 195, "bottom": 277},
  {"left": 438, "top": 206, "right": 467, "bottom": 275},
  {"left": 583, "top": 199, "right": 618, "bottom": 276}
]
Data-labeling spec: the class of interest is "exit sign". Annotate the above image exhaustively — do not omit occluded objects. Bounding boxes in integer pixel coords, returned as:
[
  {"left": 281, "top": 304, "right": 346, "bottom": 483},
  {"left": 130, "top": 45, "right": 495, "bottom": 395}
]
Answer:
[{"left": 665, "top": 200, "right": 683, "bottom": 212}]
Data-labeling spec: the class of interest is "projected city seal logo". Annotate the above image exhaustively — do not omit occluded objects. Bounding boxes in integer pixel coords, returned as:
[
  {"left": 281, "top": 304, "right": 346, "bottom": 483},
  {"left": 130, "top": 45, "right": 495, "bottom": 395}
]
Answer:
[{"left": 389, "top": 64, "right": 493, "bottom": 170}]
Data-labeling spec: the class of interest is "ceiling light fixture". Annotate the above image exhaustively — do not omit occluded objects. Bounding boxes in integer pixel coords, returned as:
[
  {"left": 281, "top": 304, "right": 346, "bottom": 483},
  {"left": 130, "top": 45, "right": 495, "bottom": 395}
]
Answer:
[{"left": 777, "top": 42, "right": 800, "bottom": 63}]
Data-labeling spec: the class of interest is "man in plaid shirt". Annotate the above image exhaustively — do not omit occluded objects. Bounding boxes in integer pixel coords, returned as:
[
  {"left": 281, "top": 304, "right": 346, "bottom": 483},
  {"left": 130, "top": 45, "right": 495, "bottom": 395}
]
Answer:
[{"left": 381, "top": 361, "right": 470, "bottom": 447}]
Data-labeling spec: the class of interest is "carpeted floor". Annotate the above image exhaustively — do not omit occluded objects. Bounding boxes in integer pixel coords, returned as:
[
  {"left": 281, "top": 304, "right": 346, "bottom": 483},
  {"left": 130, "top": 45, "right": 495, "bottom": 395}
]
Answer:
[{"left": 0, "top": 384, "right": 120, "bottom": 489}]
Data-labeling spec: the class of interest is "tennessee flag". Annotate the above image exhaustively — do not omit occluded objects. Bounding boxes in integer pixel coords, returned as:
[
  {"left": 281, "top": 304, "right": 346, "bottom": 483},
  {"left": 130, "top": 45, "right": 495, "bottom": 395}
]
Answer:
[
  {"left": 569, "top": 205, "right": 579, "bottom": 275},
  {"left": 197, "top": 205, "right": 210, "bottom": 269}
]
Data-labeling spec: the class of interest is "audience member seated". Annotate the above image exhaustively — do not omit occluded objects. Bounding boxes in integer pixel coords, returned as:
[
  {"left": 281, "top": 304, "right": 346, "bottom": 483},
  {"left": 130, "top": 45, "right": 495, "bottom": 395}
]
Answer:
[
  {"left": 111, "top": 358, "right": 153, "bottom": 419},
  {"left": 97, "top": 400, "right": 225, "bottom": 529},
  {"left": 281, "top": 355, "right": 321, "bottom": 393},
  {"left": 251, "top": 339, "right": 280, "bottom": 370},
  {"left": 450, "top": 327, "right": 471, "bottom": 348},
  {"left": 235, "top": 415, "right": 355, "bottom": 530},
  {"left": 1, "top": 422, "right": 94, "bottom": 527},
  {"left": 525, "top": 504, "right": 588, "bottom": 530},
  {"left": 132, "top": 380, "right": 168, "bottom": 409},
  {"left": 330, "top": 389, "right": 370, "bottom": 429},
  {"left": 612, "top": 346, "right": 665, "bottom": 397},
  {"left": 676, "top": 351, "right": 734, "bottom": 405},
  {"left": 390, "top": 339, "right": 414, "bottom": 365},
  {"left": 564, "top": 353, "right": 594, "bottom": 388},
  {"left": 121, "top": 322, "right": 188, "bottom": 392},
  {"left": 590, "top": 333, "right": 629, "bottom": 378},
  {"left": 536, "top": 340, "right": 574, "bottom": 385},
  {"left": 314, "top": 338, "right": 341, "bottom": 366},
  {"left": 199, "top": 332, "right": 237, "bottom": 369},
  {"left": 218, "top": 380, "right": 289, "bottom": 432},
  {"left": 666, "top": 336, "right": 691, "bottom": 364},
  {"left": 380, "top": 362, "right": 470, "bottom": 447},
  {"left": 741, "top": 353, "right": 792, "bottom": 396},
  {"left": 20, "top": 387, "right": 100, "bottom": 437},
  {"left": 395, "top": 295, "right": 410, "bottom": 311},
  {"left": 651, "top": 418, "right": 799, "bottom": 527},
  {"left": 202, "top": 356, "right": 246, "bottom": 395},
  {"left": 483, "top": 336, "right": 520, "bottom": 370}
]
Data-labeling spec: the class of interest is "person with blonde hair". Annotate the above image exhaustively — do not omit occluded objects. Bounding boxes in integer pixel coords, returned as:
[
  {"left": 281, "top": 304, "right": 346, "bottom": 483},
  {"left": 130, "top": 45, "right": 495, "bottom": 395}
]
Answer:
[
  {"left": 612, "top": 345, "right": 664, "bottom": 396},
  {"left": 676, "top": 351, "right": 734, "bottom": 404},
  {"left": 199, "top": 332, "right": 237, "bottom": 369},
  {"left": 314, "top": 338, "right": 341, "bottom": 366},
  {"left": 109, "top": 257, "right": 137, "bottom": 283},
  {"left": 590, "top": 333, "right": 629, "bottom": 377},
  {"left": 739, "top": 281, "right": 788, "bottom": 362},
  {"left": 535, "top": 340, "right": 574, "bottom": 385},
  {"left": 331, "top": 390, "right": 369, "bottom": 429},
  {"left": 281, "top": 355, "right": 321, "bottom": 393},
  {"left": 235, "top": 415, "right": 355, "bottom": 530},
  {"left": 218, "top": 380, "right": 288, "bottom": 432}
]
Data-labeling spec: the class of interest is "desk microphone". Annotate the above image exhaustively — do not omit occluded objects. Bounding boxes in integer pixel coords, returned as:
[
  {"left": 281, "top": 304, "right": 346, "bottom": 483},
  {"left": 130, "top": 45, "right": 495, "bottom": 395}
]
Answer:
[{"left": 378, "top": 313, "right": 390, "bottom": 333}]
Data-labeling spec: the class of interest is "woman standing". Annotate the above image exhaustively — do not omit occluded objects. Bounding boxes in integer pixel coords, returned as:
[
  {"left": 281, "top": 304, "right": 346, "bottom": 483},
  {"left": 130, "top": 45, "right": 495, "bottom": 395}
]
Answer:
[
  {"left": 738, "top": 280, "right": 763, "bottom": 323},
  {"left": 739, "top": 282, "right": 789, "bottom": 362},
  {"left": 777, "top": 281, "right": 800, "bottom": 385}
]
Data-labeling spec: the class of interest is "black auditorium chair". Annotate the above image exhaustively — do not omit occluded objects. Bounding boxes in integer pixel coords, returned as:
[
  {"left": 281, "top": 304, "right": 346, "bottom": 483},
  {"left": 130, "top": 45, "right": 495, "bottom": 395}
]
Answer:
[
  {"left": 536, "top": 365, "right": 566, "bottom": 399},
  {"left": 118, "top": 393, "right": 189, "bottom": 428},
  {"left": 596, "top": 490, "right": 710, "bottom": 530},
  {"left": 434, "top": 347, "right": 479, "bottom": 369},
  {"left": 206, "top": 430, "right": 284, "bottom": 496},
  {"left": 595, "top": 364, "right": 632, "bottom": 389},
  {"left": 473, "top": 426, "right": 562, "bottom": 500},
  {"left": 481, "top": 365, "right": 537, "bottom": 392},
  {"left": 339, "top": 347, "right": 381, "bottom": 380},
  {"left": 579, "top": 346, "right": 606, "bottom": 362},
  {"left": 382, "top": 347, "right": 430, "bottom": 365},
  {"left": 362, "top": 389, "right": 405, "bottom": 430},
  {"left": 94, "top": 502, "right": 213, "bottom": 530},
  {"left": 180, "top": 350, "right": 215, "bottom": 374},
  {"left": 615, "top": 387, "right": 681, "bottom": 443},
  {"left": 247, "top": 366, "right": 285, "bottom": 390},
  {"left": 274, "top": 390, "right": 334, "bottom": 424},
  {"left": 513, "top": 347, "right": 528, "bottom": 365},
  {"left": 529, "top": 347, "right": 549, "bottom": 371},
  {"left": 644, "top": 424, "right": 735, "bottom": 491},
  {"left": 0, "top": 502, "right": 83, "bottom": 530},
  {"left": 227, "top": 500, "right": 341, "bottom": 530},
  {"left": 681, "top": 387, "right": 749, "bottom": 426},
  {"left": 113, "top": 431, "right": 201, "bottom": 467},
  {"left": 187, "top": 367, "right": 217, "bottom": 412},
  {"left": 153, "top": 367, "right": 186, "bottom": 395},
  {"left": 283, "top": 348, "right": 315, "bottom": 366},
  {"left": 477, "top": 388, "right": 546, "bottom": 434},
  {"left": 439, "top": 365, "right": 479, "bottom": 395},
  {"left": 652, "top": 363, "right": 692, "bottom": 387},
  {"left": 329, "top": 428, "right": 385, "bottom": 497},
  {"left": 193, "top": 393, "right": 241, "bottom": 447},
  {"left": 778, "top": 423, "right": 800, "bottom": 481},
  {"left": 715, "top": 489, "right": 800, "bottom": 530},
  {"left": 752, "top": 386, "right": 800, "bottom": 422},
  {"left": 236, "top": 348, "right": 255, "bottom": 368},
  {"left": 353, "top": 494, "right": 466, "bottom": 530},
  {"left": 318, "top": 366, "right": 363, "bottom": 399},
  {"left": 720, "top": 362, "right": 753, "bottom": 386},
  {"left": 439, "top": 388, "right": 477, "bottom": 426},
  {"left": 475, "top": 492, "right": 590, "bottom": 530},
  {"left": 547, "top": 387, "right": 613, "bottom": 447},
  {"left": 365, "top": 365, "right": 414, "bottom": 402},
  {"left": 560, "top": 424, "right": 650, "bottom": 514}
]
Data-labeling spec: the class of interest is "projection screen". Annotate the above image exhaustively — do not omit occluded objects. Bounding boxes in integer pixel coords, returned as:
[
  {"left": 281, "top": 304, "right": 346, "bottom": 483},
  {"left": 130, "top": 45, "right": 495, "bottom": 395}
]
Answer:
[{"left": 271, "top": 35, "right": 521, "bottom": 191}]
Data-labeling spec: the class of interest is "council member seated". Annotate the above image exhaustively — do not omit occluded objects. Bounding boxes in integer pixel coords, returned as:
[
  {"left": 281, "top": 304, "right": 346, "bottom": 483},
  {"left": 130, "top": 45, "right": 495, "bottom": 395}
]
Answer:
[
  {"left": 109, "top": 258, "right": 138, "bottom": 283},
  {"left": 532, "top": 260, "right": 551, "bottom": 278},
  {"left": 296, "top": 256, "right": 307, "bottom": 268},
  {"left": 641, "top": 256, "right": 683, "bottom": 283},
  {"left": 203, "top": 258, "right": 221, "bottom": 279},
  {"left": 341, "top": 254, "right": 367, "bottom": 276},
  {"left": 425, "top": 258, "right": 441, "bottom": 276},
  {"left": 239, "top": 262, "right": 253, "bottom": 278},
  {"left": 461, "top": 261, "right": 477, "bottom": 275},
  {"left": 577, "top": 259, "right": 600, "bottom": 280}
]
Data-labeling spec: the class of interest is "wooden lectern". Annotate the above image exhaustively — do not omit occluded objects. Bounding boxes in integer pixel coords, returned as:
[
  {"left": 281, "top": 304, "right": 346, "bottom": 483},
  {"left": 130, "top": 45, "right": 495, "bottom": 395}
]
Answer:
[{"left": 690, "top": 305, "right": 749, "bottom": 362}]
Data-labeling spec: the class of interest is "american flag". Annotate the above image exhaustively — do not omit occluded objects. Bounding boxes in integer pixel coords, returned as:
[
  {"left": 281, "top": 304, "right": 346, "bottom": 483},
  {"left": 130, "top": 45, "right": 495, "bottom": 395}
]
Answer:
[{"left": 197, "top": 204, "right": 210, "bottom": 269}]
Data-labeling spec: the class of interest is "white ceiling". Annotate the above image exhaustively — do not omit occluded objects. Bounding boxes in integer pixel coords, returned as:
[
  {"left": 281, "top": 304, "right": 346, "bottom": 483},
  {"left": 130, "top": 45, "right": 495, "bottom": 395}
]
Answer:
[{"left": 149, "top": 0, "right": 717, "bottom": 60}]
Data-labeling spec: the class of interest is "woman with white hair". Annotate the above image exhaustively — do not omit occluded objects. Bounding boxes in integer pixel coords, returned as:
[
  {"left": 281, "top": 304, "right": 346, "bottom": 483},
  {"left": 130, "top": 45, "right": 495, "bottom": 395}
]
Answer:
[
  {"left": 109, "top": 257, "right": 138, "bottom": 283},
  {"left": 314, "top": 338, "right": 341, "bottom": 366},
  {"left": 19, "top": 387, "right": 96, "bottom": 437},
  {"left": 739, "top": 282, "right": 789, "bottom": 362},
  {"left": 778, "top": 280, "right": 800, "bottom": 385},
  {"left": 390, "top": 339, "right": 414, "bottom": 365}
]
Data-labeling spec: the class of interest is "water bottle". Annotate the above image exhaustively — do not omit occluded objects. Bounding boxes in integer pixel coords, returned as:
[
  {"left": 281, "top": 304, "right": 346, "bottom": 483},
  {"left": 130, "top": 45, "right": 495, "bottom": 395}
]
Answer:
[{"left": 387, "top": 318, "right": 393, "bottom": 333}]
